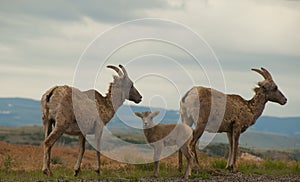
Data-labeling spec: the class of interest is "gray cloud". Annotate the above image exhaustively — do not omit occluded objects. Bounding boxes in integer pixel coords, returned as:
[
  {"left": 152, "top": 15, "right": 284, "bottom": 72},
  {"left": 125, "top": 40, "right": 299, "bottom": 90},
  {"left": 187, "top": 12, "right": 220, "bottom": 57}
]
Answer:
[{"left": 0, "top": 0, "right": 171, "bottom": 23}]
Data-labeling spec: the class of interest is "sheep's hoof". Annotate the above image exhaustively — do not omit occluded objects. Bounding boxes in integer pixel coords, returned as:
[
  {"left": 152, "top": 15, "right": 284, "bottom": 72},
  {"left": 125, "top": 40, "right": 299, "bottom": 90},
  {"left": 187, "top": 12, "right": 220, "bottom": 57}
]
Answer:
[
  {"left": 74, "top": 169, "right": 80, "bottom": 176},
  {"left": 226, "top": 165, "right": 233, "bottom": 171},
  {"left": 151, "top": 174, "right": 158, "bottom": 178},
  {"left": 43, "top": 169, "right": 52, "bottom": 176},
  {"left": 226, "top": 165, "right": 238, "bottom": 173},
  {"left": 178, "top": 167, "right": 182, "bottom": 172},
  {"left": 192, "top": 167, "right": 201, "bottom": 174},
  {"left": 95, "top": 169, "right": 100, "bottom": 175},
  {"left": 232, "top": 168, "right": 239, "bottom": 173},
  {"left": 182, "top": 175, "right": 189, "bottom": 179},
  {"left": 42, "top": 169, "right": 47, "bottom": 175}
]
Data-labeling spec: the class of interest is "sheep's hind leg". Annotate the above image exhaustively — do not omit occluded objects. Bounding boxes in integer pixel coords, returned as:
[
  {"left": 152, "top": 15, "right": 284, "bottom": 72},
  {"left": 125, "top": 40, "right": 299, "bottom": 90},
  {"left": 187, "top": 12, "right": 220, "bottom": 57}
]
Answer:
[
  {"left": 191, "top": 122, "right": 206, "bottom": 166},
  {"left": 42, "top": 127, "right": 64, "bottom": 176},
  {"left": 74, "top": 134, "right": 86, "bottom": 176},
  {"left": 42, "top": 117, "right": 52, "bottom": 175},
  {"left": 181, "top": 144, "right": 193, "bottom": 179},
  {"left": 153, "top": 144, "right": 163, "bottom": 178}
]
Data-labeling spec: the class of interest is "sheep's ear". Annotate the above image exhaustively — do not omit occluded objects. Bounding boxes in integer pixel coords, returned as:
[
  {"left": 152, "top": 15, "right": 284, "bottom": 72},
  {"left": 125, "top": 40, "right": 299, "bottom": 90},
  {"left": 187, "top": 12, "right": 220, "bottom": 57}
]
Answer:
[
  {"left": 258, "top": 81, "right": 268, "bottom": 92},
  {"left": 152, "top": 110, "right": 160, "bottom": 117},
  {"left": 113, "top": 75, "right": 120, "bottom": 81},
  {"left": 135, "top": 112, "right": 142, "bottom": 118},
  {"left": 261, "top": 85, "right": 267, "bottom": 92}
]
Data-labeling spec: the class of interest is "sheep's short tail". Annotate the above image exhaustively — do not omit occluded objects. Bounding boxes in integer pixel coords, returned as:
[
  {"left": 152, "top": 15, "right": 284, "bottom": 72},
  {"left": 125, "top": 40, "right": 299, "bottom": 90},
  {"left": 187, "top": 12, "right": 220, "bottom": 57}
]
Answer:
[
  {"left": 41, "top": 86, "right": 58, "bottom": 126},
  {"left": 45, "top": 86, "right": 58, "bottom": 103}
]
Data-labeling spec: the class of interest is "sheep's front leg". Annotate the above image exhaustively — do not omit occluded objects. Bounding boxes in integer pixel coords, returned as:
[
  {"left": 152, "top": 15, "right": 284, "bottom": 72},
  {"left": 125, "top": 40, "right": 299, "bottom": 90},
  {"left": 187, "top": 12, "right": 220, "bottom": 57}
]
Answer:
[
  {"left": 93, "top": 138, "right": 101, "bottom": 175},
  {"left": 232, "top": 130, "right": 241, "bottom": 172},
  {"left": 74, "top": 134, "right": 85, "bottom": 176},
  {"left": 178, "top": 150, "right": 182, "bottom": 172},
  {"left": 226, "top": 131, "right": 233, "bottom": 170},
  {"left": 226, "top": 123, "right": 240, "bottom": 172},
  {"left": 153, "top": 143, "right": 163, "bottom": 178},
  {"left": 95, "top": 151, "right": 100, "bottom": 174},
  {"left": 95, "top": 125, "right": 103, "bottom": 175}
]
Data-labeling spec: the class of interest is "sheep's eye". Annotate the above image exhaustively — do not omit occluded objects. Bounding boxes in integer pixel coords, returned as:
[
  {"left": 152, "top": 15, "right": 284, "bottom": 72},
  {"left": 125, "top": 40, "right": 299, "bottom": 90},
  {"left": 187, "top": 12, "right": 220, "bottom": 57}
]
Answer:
[{"left": 273, "top": 86, "right": 278, "bottom": 91}]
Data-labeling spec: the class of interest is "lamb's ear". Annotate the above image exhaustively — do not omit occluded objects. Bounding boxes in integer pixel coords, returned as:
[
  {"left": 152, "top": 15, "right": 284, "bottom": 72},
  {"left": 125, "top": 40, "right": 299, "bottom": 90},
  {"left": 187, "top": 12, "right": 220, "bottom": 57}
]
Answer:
[
  {"left": 135, "top": 112, "right": 142, "bottom": 118},
  {"left": 152, "top": 110, "right": 160, "bottom": 117}
]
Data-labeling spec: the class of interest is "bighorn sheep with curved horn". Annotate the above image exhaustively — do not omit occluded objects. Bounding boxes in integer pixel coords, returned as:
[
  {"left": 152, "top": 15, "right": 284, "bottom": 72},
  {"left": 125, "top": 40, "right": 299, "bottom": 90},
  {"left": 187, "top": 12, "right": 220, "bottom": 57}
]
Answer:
[
  {"left": 179, "top": 67, "right": 287, "bottom": 172},
  {"left": 41, "top": 64, "right": 142, "bottom": 176}
]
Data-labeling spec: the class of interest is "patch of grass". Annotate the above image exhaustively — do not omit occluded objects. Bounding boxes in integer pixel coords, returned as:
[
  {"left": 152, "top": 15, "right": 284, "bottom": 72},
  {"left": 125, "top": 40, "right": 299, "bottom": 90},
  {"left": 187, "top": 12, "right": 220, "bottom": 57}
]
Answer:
[
  {"left": 0, "top": 157, "right": 299, "bottom": 181},
  {"left": 291, "top": 162, "right": 299, "bottom": 173},
  {"left": 259, "top": 159, "right": 296, "bottom": 175},
  {"left": 0, "top": 168, "right": 76, "bottom": 182},
  {"left": 210, "top": 158, "right": 227, "bottom": 170},
  {"left": 238, "top": 159, "right": 300, "bottom": 175},
  {"left": 263, "top": 159, "right": 287, "bottom": 171},
  {"left": 138, "top": 162, "right": 154, "bottom": 171},
  {"left": 238, "top": 162, "right": 260, "bottom": 174}
]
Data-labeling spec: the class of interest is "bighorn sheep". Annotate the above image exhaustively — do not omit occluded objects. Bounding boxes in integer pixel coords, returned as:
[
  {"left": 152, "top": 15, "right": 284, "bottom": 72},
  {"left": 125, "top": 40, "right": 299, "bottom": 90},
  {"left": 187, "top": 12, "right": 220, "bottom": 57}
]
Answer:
[
  {"left": 179, "top": 67, "right": 287, "bottom": 172},
  {"left": 135, "top": 110, "right": 194, "bottom": 179},
  {"left": 41, "top": 64, "right": 142, "bottom": 176}
]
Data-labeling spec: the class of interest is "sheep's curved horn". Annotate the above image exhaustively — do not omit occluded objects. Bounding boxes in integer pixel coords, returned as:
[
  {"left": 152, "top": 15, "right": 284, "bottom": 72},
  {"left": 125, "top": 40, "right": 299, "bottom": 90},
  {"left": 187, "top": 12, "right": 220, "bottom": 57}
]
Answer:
[
  {"left": 119, "top": 64, "right": 128, "bottom": 77},
  {"left": 251, "top": 68, "right": 271, "bottom": 80},
  {"left": 261, "top": 67, "right": 273, "bottom": 80},
  {"left": 107, "top": 65, "right": 123, "bottom": 77}
]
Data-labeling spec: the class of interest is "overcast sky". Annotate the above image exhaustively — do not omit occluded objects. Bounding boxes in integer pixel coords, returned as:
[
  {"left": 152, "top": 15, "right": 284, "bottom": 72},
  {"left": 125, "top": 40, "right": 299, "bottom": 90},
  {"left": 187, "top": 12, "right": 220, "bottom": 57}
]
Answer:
[{"left": 1, "top": 0, "right": 299, "bottom": 117}]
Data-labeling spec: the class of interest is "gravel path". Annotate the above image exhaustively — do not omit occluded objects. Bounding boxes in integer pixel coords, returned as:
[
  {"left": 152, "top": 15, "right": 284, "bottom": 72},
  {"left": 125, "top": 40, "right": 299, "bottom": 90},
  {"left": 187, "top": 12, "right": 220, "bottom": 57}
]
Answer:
[
  {"left": 73, "top": 173, "right": 300, "bottom": 182},
  {"left": 138, "top": 173, "right": 300, "bottom": 182}
]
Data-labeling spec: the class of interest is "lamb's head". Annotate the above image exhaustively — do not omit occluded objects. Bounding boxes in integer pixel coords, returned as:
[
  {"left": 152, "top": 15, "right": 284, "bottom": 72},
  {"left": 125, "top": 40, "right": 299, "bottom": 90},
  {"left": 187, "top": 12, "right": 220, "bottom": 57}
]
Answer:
[
  {"left": 135, "top": 110, "right": 160, "bottom": 128},
  {"left": 107, "top": 64, "right": 142, "bottom": 104},
  {"left": 252, "top": 67, "right": 287, "bottom": 105}
]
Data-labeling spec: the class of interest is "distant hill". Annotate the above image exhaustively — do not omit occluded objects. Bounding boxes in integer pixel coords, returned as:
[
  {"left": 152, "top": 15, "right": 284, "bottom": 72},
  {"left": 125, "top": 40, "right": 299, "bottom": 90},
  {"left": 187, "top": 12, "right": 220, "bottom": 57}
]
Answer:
[
  {"left": 211, "top": 132, "right": 300, "bottom": 150},
  {"left": 0, "top": 98, "right": 41, "bottom": 126},
  {"left": 0, "top": 97, "right": 299, "bottom": 137},
  {"left": 250, "top": 116, "right": 300, "bottom": 136}
]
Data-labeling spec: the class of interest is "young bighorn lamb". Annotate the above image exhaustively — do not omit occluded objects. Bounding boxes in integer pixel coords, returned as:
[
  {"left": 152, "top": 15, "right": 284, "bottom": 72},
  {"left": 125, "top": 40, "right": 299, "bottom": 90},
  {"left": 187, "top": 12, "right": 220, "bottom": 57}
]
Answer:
[
  {"left": 179, "top": 67, "right": 287, "bottom": 172},
  {"left": 41, "top": 64, "right": 142, "bottom": 176},
  {"left": 135, "top": 110, "right": 194, "bottom": 179}
]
